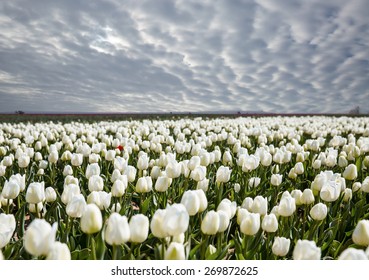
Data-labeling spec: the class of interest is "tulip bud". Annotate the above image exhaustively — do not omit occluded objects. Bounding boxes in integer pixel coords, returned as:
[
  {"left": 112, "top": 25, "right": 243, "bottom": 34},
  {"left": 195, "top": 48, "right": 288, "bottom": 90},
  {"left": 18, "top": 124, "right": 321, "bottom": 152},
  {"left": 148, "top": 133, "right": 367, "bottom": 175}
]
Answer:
[
  {"left": 217, "top": 210, "right": 230, "bottom": 232},
  {"left": 150, "top": 209, "right": 169, "bottom": 238},
  {"left": 165, "top": 242, "right": 186, "bottom": 260},
  {"left": 190, "top": 165, "right": 207, "bottom": 182},
  {"left": 197, "top": 178, "right": 209, "bottom": 192},
  {"left": 348, "top": 184, "right": 360, "bottom": 196},
  {"left": 154, "top": 175, "right": 172, "bottom": 192},
  {"left": 24, "top": 219, "right": 57, "bottom": 257},
  {"left": 216, "top": 166, "right": 231, "bottom": 183},
  {"left": 234, "top": 183, "right": 241, "bottom": 193},
  {"left": 291, "top": 189, "right": 303, "bottom": 206},
  {"left": 71, "top": 153, "right": 83, "bottom": 166},
  {"left": 26, "top": 182, "right": 45, "bottom": 204},
  {"left": 352, "top": 220, "right": 369, "bottom": 246},
  {"left": 312, "top": 159, "right": 321, "bottom": 169},
  {"left": 278, "top": 194, "right": 296, "bottom": 217},
  {"left": 240, "top": 212, "right": 260, "bottom": 235},
  {"left": 338, "top": 248, "right": 368, "bottom": 260},
  {"left": 342, "top": 164, "right": 358, "bottom": 180},
  {"left": 137, "top": 153, "right": 149, "bottom": 170},
  {"left": 248, "top": 177, "right": 261, "bottom": 188},
  {"left": 309, "top": 203, "right": 328, "bottom": 221},
  {"left": 104, "top": 213, "right": 130, "bottom": 245},
  {"left": 81, "top": 204, "right": 103, "bottom": 234},
  {"left": 165, "top": 160, "right": 182, "bottom": 179},
  {"left": 201, "top": 210, "right": 220, "bottom": 235},
  {"left": 88, "top": 175, "right": 104, "bottom": 192},
  {"left": 262, "top": 213, "right": 278, "bottom": 233},
  {"left": 188, "top": 156, "right": 201, "bottom": 171},
  {"left": 343, "top": 188, "right": 352, "bottom": 202},
  {"left": 241, "top": 197, "right": 253, "bottom": 212},
  {"left": 18, "top": 154, "right": 30, "bottom": 168},
  {"left": 217, "top": 199, "right": 237, "bottom": 219},
  {"left": 45, "top": 187, "right": 57, "bottom": 203},
  {"left": 237, "top": 208, "right": 249, "bottom": 225},
  {"left": 149, "top": 166, "right": 160, "bottom": 180},
  {"left": 293, "top": 239, "right": 321, "bottom": 260},
  {"left": 136, "top": 176, "right": 153, "bottom": 193},
  {"left": 181, "top": 190, "right": 200, "bottom": 216},
  {"left": 47, "top": 242, "right": 71, "bottom": 260},
  {"left": 2, "top": 156, "right": 13, "bottom": 167},
  {"left": 105, "top": 150, "right": 116, "bottom": 161},
  {"left": 0, "top": 165, "right": 6, "bottom": 176},
  {"left": 39, "top": 160, "right": 48, "bottom": 170},
  {"left": 87, "top": 191, "right": 111, "bottom": 210},
  {"left": 300, "top": 189, "right": 315, "bottom": 205},
  {"left": 124, "top": 165, "right": 137, "bottom": 182},
  {"left": 320, "top": 181, "right": 341, "bottom": 202},
  {"left": 129, "top": 214, "right": 149, "bottom": 243},
  {"left": 48, "top": 150, "right": 59, "bottom": 164},
  {"left": 85, "top": 163, "right": 101, "bottom": 179},
  {"left": 61, "top": 183, "right": 80, "bottom": 205},
  {"left": 271, "top": 174, "right": 282, "bottom": 186},
  {"left": 163, "top": 203, "right": 189, "bottom": 236},
  {"left": 61, "top": 150, "right": 72, "bottom": 161},
  {"left": 1, "top": 179, "right": 20, "bottom": 200},
  {"left": 338, "top": 155, "right": 348, "bottom": 168},
  {"left": 37, "top": 168, "right": 44, "bottom": 175},
  {"left": 205, "top": 244, "right": 217, "bottom": 258},
  {"left": 362, "top": 177, "right": 369, "bottom": 193},
  {"left": 112, "top": 178, "right": 127, "bottom": 197},
  {"left": 222, "top": 150, "right": 233, "bottom": 165},
  {"left": 194, "top": 189, "right": 208, "bottom": 213},
  {"left": 251, "top": 196, "right": 268, "bottom": 215},
  {"left": 0, "top": 213, "right": 16, "bottom": 249},
  {"left": 63, "top": 165, "right": 73, "bottom": 176},
  {"left": 89, "top": 153, "right": 100, "bottom": 164},
  {"left": 66, "top": 194, "right": 86, "bottom": 218},
  {"left": 294, "top": 162, "right": 304, "bottom": 175},
  {"left": 272, "top": 237, "right": 290, "bottom": 257}
]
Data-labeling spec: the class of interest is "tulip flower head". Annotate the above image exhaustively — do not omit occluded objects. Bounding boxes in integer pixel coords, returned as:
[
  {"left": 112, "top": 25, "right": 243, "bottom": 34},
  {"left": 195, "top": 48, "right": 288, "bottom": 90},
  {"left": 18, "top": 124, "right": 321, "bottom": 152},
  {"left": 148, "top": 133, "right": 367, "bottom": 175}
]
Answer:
[
  {"left": 26, "top": 182, "right": 45, "bottom": 204},
  {"left": 352, "top": 220, "right": 369, "bottom": 246},
  {"left": 164, "top": 242, "right": 186, "bottom": 260},
  {"left": 163, "top": 203, "right": 189, "bottom": 236},
  {"left": 129, "top": 214, "right": 149, "bottom": 243},
  {"left": 201, "top": 210, "right": 220, "bottom": 235},
  {"left": 216, "top": 166, "right": 231, "bottom": 184},
  {"left": 47, "top": 242, "right": 71, "bottom": 260},
  {"left": 272, "top": 237, "right": 290, "bottom": 257},
  {"left": 338, "top": 248, "right": 368, "bottom": 260},
  {"left": 104, "top": 213, "right": 130, "bottom": 246},
  {"left": 24, "top": 219, "right": 57, "bottom": 257},
  {"left": 81, "top": 204, "right": 103, "bottom": 234},
  {"left": 293, "top": 239, "right": 321, "bottom": 260},
  {"left": 0, "top": 213, "right": 16, "bottom": 249}
]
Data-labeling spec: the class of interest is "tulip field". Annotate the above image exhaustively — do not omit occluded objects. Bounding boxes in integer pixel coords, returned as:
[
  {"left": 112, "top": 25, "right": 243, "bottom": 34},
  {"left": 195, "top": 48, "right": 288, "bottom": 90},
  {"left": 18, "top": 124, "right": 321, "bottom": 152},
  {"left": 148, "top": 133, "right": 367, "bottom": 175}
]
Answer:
[{"left": 1, "top": 115, "right": 369, "bottom": 260}]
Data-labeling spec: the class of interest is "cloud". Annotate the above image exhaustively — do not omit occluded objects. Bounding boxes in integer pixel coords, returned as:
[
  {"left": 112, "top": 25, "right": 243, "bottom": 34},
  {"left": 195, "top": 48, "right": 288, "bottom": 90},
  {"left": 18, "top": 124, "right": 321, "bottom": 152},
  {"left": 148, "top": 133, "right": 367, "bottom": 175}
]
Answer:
[{"left": 0, "top": 0, "right": 368, "bottom": 113}]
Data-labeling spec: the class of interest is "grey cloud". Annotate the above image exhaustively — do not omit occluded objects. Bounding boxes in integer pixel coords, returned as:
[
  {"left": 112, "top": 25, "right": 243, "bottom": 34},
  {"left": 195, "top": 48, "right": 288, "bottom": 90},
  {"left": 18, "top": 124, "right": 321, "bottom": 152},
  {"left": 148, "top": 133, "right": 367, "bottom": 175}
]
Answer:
[{"left": 0, "top": 0, "right": 368, "bottom": 114}]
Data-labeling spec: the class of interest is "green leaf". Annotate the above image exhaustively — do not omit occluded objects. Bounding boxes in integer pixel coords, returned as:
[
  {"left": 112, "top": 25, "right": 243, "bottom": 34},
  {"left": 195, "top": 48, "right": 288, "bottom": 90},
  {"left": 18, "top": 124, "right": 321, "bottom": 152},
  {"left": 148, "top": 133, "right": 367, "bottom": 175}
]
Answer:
[
  {"left": 71, "top": 248, "right": 91, "bottom": 260},
  {"left": 141, "top": 195, "right": 152, "bottom": 215}
]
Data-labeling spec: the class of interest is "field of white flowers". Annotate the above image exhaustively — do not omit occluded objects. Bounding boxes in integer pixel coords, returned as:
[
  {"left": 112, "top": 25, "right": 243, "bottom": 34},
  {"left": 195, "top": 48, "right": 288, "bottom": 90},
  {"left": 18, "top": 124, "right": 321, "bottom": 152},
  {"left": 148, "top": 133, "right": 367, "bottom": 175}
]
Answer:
[{"left": 1, "top": 116, "right": 369, "bottom": 260}]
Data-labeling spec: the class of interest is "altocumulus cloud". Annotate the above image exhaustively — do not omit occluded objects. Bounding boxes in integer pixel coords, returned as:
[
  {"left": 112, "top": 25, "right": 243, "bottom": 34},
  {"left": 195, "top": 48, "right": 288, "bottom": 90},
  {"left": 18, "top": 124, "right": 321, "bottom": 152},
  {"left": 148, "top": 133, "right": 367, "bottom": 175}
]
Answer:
[{"left": 0, "top": 0, "right": 368, "bottom": 113}]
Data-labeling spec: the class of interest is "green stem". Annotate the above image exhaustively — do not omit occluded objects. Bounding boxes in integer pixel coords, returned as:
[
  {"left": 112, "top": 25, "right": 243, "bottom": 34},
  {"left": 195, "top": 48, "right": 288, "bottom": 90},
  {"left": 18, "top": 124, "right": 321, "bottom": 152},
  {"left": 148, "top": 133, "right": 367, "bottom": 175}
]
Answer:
[
  {"left": 112, "top": 245, "right": 118, "bottom": 260},
  {"left": 161, "top": 239, "right": 166, "bottom": 260},
  {"left": 88, "top": 234, "right": 97, "bottom": 260},
  {"left": 6, "top": 199, "right": 10, "bottom": 214}
]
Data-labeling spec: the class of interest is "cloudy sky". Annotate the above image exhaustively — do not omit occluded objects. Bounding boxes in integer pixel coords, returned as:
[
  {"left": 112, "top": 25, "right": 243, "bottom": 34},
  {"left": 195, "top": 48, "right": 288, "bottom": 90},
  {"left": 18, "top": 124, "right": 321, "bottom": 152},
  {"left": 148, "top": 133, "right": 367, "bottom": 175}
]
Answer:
[{"left": 0, "top": 0, "right": 368, "bottom": 114}]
